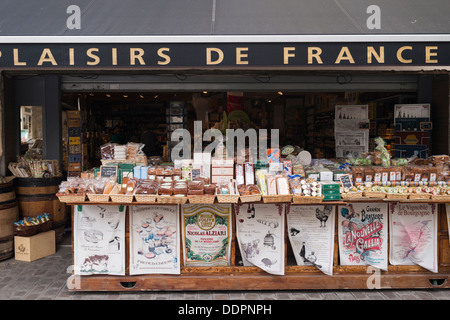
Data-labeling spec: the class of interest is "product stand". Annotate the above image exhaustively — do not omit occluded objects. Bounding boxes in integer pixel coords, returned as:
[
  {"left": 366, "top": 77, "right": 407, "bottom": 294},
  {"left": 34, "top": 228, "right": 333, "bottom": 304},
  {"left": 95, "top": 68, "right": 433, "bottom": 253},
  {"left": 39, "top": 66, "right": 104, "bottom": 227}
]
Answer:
[{"left": 68, "top": 200, "right": 450, "bottom": 292}]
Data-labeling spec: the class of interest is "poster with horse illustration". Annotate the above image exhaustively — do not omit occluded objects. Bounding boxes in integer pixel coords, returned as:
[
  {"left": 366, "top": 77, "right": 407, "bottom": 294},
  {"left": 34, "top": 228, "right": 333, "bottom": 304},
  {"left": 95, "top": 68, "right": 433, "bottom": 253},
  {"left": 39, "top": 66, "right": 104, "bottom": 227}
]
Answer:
[{"left": 338, "top": 202, "right": 388, "bottom": 270}]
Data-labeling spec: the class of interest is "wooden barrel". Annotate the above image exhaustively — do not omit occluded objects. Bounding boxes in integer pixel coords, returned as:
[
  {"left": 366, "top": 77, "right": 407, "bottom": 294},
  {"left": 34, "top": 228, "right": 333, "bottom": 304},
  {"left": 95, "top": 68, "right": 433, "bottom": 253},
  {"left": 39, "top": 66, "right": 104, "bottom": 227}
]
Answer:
[
  {"left": 0, "top": 180, "right": 19, "bottom": 261},
  {"left": 14, "top": 177, "right": 66, "bottom": 243}
]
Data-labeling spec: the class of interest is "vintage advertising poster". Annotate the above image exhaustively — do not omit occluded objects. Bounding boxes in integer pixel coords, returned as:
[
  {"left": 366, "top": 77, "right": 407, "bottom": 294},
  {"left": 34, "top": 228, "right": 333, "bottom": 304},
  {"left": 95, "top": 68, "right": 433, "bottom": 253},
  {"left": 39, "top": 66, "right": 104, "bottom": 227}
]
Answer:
[
  {"left": 129, "top": 205, "right": 180, "bottom": 275},
  {"left": 338, "top": 202, "right": 388, "bottom": 270},
  {"left": 287, "top": 205, "right": 335, "bottom": 276},
  {"left": 236, "top": 203, "right": 285, "bottom": 275},
  {"left": 181, "top": 204, "right": 232, "bottom": 267},
  {"left": 389, "top": 202, "right": 438, "bottom": 273},
  {"left": 73, "top": 205, "right": 125, "bottom": 275}
]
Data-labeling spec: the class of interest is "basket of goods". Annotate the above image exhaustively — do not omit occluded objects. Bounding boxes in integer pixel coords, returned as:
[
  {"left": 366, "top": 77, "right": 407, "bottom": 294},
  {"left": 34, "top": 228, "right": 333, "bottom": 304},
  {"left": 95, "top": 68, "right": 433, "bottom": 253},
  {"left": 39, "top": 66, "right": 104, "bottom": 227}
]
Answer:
[
  {"left": 408, "top": 187, "right": 431, "bottom": 200},
  {"left": 134, "top": 179, "right": 159, "bottom": 203},
  {"left": 109, "top": 178, "right": 135, "bottom": 203},
  {"left": 187, "top": 180, "right": 215, "bottom": 204},
  {"left": 340, "top": 186, "right": 364, "bottom": 200},
  {"left": 385, "top": 186, "right": 409, "bottom": 200},
  {"left": 289, "top": 176, "right": 324, "bottom": 204},
  {"left": 86, "top": 177, "right": 114, "bottom": 202},
  {"left": 56, "top": 178, "right": 87, "bottom": 202},
  {"left": 261, "top": 175, "right": 293, "bottom": 203},
  {"left": 14, "top": 213, "right": 53, "bottom": 237},
  {"left": 238, "top": 184, "right": 261, "bottom": 203},
  {"left": 362, "top": 184, "right": 387, "bottom": 199},
  {"left": 431, "top": 185, "right": 450, "bottom": 201},
  {"left": 157, "top": 179, "right": 188, "bottom": 204},
  {"left": 216, "top": 181, "right": 240, "bottom": 203}
]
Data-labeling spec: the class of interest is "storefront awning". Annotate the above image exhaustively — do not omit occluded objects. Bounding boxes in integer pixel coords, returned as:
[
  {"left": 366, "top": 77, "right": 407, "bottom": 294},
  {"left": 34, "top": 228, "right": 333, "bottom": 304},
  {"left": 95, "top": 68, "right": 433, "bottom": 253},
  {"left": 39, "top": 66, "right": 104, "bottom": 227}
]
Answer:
[{"left": 0, "top": 0, "right": 449, "bottom": 42}]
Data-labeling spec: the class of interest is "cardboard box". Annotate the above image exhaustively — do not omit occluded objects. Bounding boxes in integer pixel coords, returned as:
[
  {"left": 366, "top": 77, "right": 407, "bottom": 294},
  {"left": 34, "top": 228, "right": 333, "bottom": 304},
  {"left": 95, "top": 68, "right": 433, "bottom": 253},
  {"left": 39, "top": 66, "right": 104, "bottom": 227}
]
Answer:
[{"left": 15, "top": 231, "right": 55, "bottom": 262}]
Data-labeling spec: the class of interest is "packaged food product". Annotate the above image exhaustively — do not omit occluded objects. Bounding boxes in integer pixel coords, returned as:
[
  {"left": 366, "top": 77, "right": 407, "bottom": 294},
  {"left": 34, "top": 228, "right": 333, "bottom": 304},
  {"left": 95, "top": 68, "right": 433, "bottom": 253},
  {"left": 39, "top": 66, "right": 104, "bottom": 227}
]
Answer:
[
  {"left": 173, "top": 184, "right": 188, "bottom": 195},
  {"left": 276, "top": 176, "right": 290, "bottom": 195},
  {"left": 364, "top": 167, "right": 374, "bottom": 182},
  {"left": 204, "top": 184, "right": 217, "bottom": 195},
  {"left": 188, "top": 180, "right": 204, "bottom": 190},
  {"left": 352, "top": 167, "right": 364, "bottom": 184},
  {"left": 266, "top": 174, "right": 277, "bottom": 195},
  {"left": 245, "top": 162, "right": 254, "bottom": 185},
  {"left": 188, "top": 188, "right": 204, "bottom": 195},
  {"left": 402, "top": 167, "right": 414, "bottom": 182},
  {"left": 158, "top": 183, "right": 173, "bottom": 195}
]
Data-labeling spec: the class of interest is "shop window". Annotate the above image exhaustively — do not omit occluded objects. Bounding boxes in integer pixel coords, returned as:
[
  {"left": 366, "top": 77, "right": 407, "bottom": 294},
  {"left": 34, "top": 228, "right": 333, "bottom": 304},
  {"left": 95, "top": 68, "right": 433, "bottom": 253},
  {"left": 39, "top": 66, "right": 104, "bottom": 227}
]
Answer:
[{"left": 20, "top": 105, "right": 43, "bottom": 157}]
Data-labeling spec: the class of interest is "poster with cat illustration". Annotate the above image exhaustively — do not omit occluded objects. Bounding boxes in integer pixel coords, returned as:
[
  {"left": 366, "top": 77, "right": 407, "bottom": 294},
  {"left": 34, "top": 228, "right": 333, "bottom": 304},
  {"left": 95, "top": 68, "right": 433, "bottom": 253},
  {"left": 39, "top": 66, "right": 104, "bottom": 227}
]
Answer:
[
  {"left": 129, "top": 205, "right": 180, "bottom": 275},
  {"left": 287, "top": 205, "right": 335, "bottom": 276},
  {"left": 389, "top": 202, "right": 438, "bottom": 273},
  {"left": 338, "top": 202, "right": 388, "bottom": 270},
  {"left": 235, "top": 203, "right": 285, "bottom": 275},
  {"left": 73, "top": 205, "right": 125, "bottom": 275}
]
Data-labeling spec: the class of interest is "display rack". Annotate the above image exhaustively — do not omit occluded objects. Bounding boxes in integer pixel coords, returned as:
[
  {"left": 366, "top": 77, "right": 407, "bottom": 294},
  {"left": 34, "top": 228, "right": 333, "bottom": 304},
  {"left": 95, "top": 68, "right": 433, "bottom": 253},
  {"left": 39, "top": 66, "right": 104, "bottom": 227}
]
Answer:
[{"left": 67, "top": 199, "right": 450, "bottom": 292}]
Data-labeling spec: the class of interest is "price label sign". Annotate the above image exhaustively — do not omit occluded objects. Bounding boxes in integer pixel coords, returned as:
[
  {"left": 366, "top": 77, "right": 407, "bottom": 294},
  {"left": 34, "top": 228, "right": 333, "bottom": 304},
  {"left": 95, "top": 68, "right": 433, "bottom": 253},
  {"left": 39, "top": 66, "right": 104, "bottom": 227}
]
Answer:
[{"left": 339, "top": 174, "right": 353, "bottom": 189}]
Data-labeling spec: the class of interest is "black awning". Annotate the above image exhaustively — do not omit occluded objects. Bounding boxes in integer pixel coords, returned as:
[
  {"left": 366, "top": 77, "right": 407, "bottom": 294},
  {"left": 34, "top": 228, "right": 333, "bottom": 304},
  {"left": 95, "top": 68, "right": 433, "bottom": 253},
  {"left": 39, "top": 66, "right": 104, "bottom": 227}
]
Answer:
[{"left": 0, "top": 0, "right": 449, "bottom": 37}]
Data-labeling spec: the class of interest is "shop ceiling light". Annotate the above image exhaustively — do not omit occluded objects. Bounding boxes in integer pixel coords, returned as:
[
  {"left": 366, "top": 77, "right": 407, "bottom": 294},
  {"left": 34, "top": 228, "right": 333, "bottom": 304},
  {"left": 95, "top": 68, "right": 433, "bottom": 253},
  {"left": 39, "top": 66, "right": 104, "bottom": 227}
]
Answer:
[
  {"left": 277, "top": 91, "right": 283, "bottom": 95},
  {"left": 140, "top": 95, "right": 144, "bottom": 99},
  {"left": 106, "top": 94, "right": 111, "bottom": 98},
  {"left": 123, "top": 94, "right": 128, "bottom": 98}
]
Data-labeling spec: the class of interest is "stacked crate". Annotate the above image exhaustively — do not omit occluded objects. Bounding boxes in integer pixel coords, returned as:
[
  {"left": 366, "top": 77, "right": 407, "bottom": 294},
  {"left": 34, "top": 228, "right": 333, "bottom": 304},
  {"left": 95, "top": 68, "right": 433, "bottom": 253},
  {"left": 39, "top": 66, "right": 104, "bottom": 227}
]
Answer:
[{"left": 67, "top": 111, "right": 82, "bottom": 177}]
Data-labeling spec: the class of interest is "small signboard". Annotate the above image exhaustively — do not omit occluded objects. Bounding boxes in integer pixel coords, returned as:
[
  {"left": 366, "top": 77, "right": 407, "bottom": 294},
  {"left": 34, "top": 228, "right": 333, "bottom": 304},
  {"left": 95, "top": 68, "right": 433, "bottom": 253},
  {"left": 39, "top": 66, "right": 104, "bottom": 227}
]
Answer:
[{"left": 339, "top": 174, "right": 353, "bottom": 189}]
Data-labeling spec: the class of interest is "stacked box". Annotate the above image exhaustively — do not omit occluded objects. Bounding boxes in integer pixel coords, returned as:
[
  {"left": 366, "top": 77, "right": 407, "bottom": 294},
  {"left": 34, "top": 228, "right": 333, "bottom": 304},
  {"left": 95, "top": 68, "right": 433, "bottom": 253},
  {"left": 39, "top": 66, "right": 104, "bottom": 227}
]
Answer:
[
  {"left": 67, "top": 110, "right": 82, "bottom": 176},
  {"left": 321, "top": 181, "right": 341, "bottom": 201},
  {"left": 211, "top": 158, "right": 234, "bottom": 184}
]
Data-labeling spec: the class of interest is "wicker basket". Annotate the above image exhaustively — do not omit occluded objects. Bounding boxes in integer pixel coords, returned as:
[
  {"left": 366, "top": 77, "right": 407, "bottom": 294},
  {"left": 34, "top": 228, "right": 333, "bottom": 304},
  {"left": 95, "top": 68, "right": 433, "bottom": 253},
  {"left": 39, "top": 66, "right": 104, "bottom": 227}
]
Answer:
[
  {"left": 157, "top": 195, "right": 188, "bottom": 204},
  {"left": 408, "top": 193, "right": 431, "bottom": 200},
  {"left": 188, "top": 194, "right": 216, "bottom": 204},
  {"left": 386, "top": 193, "right": 409, "bottom": 200},
  {"left": 14, "top": 224, "right": 40, "bottom": 237},
  {"left": 239, "top": 193, "right": 261, "bottom": 203},
  {"left": 38, "top": 219, "right": 53, "bottom": 233},
  {"left": 109, "top": 185, "right": 134, "bottom": 203},
  {"left": 341, "top": 192, "right": 363, "bottom": 199},
  {"left": 57, "top": 193, "right": 86, "bottom": 203},
  {"left": 262, "top": 194, "right": 293, "bottom": 203},
  {"left": 216, "top": 193, "right": 240, "bottom": 204},
  {"left": 292, "top": 196, "right": 324, "bottom": 204},
  {"left": 431, "top": 194, "right": 450, "bottom": 201},
  {"left": 134, "top": 194, "right": 157, "bottom": 203},
  {"left": 87, "top": 193, "right": 111, "bottom": 203},
  {"left": 363, "top": 191, "right": 387, "bottom": 199}
]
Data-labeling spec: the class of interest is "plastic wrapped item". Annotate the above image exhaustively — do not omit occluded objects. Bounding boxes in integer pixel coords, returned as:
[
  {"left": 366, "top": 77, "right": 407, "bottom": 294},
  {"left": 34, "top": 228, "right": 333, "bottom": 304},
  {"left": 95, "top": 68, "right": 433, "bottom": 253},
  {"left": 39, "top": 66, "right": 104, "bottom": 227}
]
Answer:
[
  {"left": 188, "top": 180, "right": 204, "bottom": 190},
  {"left": 276, "top": 176, "right": 290, "bottom": 195},
  {"left": 100, "top": 143, "right": 115, "bottom": 160},
  {"left": 188, "top": 188, "right": 204, "bottom": 195},
  {"left": 204, "top": 184, "right": 217, "bottom": 195}
]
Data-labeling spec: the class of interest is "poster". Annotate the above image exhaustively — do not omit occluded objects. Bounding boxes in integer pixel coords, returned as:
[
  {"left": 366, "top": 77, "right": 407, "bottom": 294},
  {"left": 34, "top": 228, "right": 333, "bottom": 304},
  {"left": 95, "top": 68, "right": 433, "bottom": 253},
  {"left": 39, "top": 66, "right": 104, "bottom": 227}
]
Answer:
[
  {"left": 338, "top": 202, "right": 388, "bottom": 270},
  {"left": 236, "top": 203, "right": 285, "bottom": 275},
  {"left": 389, "top": 202, "right": 438, "bottom": 273},
  {"left": 74, "top": 205, "right": 125, "bottom": 275},
  {"left": 287, "top": 205, "right": 335, "bottom": 276},
  {"left": 181, "top": 204, "right": 232, "bottom": 267},
  {"left": 129, "top": 205, "right": 180, "bottom": 275}
]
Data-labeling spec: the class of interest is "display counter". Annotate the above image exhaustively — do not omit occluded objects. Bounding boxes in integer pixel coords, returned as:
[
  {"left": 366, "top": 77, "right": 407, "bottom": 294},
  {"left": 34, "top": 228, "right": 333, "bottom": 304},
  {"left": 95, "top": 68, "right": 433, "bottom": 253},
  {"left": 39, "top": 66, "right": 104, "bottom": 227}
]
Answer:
[{"left": 66, "top": 199, "right": 450, "bottom": 292}]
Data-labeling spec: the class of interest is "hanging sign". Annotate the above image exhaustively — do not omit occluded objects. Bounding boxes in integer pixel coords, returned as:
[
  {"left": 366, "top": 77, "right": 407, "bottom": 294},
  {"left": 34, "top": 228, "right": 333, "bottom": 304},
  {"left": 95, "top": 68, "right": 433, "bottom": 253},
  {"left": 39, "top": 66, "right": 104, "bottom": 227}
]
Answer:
[
  {"left": 236, "top": 203, "right": 285, "bottom": 275},
  {"left": 181, "top": 204, "right": 233, "bottom": 267},
  {"left": 389, "top": 202, "right": 438, "bottom": 273},
  {"left": 129, "top": 205, "right": 180, "bottom": 275},
  {"left": 287, "top": 205, "right": 335, "bottom": 276},
  {"left": 338, "top": 202, "right": 388, "bottom": 270},
  {"left": 73, "top": 205, "right": 126, "bottom": 275}
]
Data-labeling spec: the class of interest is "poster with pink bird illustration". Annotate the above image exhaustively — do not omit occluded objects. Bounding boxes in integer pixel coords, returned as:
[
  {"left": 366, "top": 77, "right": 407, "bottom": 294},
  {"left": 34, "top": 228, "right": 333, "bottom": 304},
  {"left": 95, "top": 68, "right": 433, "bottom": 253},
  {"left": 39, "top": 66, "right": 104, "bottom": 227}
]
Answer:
[{"left": 389, "top": 203, "right": 438, "bottom": 273}]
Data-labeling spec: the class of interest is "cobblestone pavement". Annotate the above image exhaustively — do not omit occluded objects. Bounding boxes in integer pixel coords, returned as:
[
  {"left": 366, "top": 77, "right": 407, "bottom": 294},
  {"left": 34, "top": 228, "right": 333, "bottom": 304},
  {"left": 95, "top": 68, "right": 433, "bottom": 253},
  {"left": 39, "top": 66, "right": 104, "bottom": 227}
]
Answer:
[{"left": 1, "top": 233, "right": 449, "bottom": 300}]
